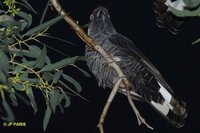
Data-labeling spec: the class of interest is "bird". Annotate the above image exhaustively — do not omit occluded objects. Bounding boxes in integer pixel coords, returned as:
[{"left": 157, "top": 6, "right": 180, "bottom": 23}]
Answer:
[{"left": 85, "top": 6, "right": 187, "bottom": 128}]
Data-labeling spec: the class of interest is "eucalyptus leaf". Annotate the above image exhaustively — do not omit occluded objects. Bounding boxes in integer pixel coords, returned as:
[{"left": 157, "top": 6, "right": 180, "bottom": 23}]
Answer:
[
  {"left": 43, "top": 106, "right": 52, "bottom": 131},
  {"left": 27, "top": 88, "right": 38, "bottom": 114},
  {"left": 27, "top": 45, "right": 41, "bottom": 58},
  {"left": 46, "top": 56, "right": 51, "bottom": 65},
  {"left": 40, "top": 0, "right": 51, "bottom": 25},
  {"left": 50, "top": 90, "right": 62, "bottom": 113},
  {"left": 75, "top": 66, "right": 90, "bottom": 77},
  {"left": 15, "top": 92, "right": 30, "bottom": 106},
  {"left": 59, "top": 80, "right": 87, "bottom": 101},
  {"left": 0, "top": 50, "right": 9, "bottom": 71},
  {"left": 20, "top": 20, "right": 28, "bottom": 31},
  {"left": 0, "top": 70, "right": 7, "bottom": 83},
  {"left": 41, "top": 56, "right": 79, "bottom": 72},
  {"left": 21, "top": 60, "right": 36, "bottom": 69},
  {"left": 35, "top": 46, "right": 47, "bottom": 68},
  {"left": 16, "top": 11, "right": 32, "bottom": 27},
  {"left": 62, "top": 92, "right": 70, "bottom": 108},
  {"left": 53, "top": 70, "right": 63, "bottom": 84},
  {"left": 42, "top": 72, "right": 53, "bottom": 81},
  {"left": 20, "top": 0, "right": 37, "bottom": 13},
  {"left": 58, "top": 104, "right": 64, "bottom": 113},
  {"left": 13, "top": 65, "right": 24, "bottom": 74},
  {"left": 62, "top": 74, "right": 82, "bottom": 93},
  {"left": 9, "top": 93, "right": 18, "bottom": 106},
  {"left": 23, "top": 15, "right": 63, "bottom": 37},
  {"left": 13, "top": 83, "right": 24, "bottom": 91},
  {"left": 1, "top": 99, "right": 15, "bottom": 121}
]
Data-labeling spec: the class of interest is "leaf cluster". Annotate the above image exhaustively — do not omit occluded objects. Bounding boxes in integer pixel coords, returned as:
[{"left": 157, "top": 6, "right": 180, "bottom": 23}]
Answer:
[{"left": 0, "top": 0, "right": 89, "bottom": 131}]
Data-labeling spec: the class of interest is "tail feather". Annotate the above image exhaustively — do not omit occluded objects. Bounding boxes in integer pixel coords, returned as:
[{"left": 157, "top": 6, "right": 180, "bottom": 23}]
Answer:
[
  {"left": 119, "top": 82, "right": 187, "bottom": 128},
  {"left": 149, "top": 82, "right": 187, "bottom": 128}
]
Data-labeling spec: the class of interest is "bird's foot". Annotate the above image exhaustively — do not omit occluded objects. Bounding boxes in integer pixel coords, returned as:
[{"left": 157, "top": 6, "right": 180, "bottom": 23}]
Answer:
[{"left": 135, "top": 111, "right": 154, "bottom": 130}]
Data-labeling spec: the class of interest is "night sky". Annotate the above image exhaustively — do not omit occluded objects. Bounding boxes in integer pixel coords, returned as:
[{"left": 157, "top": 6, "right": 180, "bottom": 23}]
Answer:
[{"left": 1, "top": 0, "right": 200, "bottom": 133}]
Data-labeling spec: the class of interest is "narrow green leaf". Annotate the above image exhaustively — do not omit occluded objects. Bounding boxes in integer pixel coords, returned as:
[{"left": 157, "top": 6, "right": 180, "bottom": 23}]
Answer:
[
  {"left": 49, "top": 93, "right": 56, "bottom": 113},
  {"left": 23, "top": 15, "right": 63, "bottom": 37},
  {"left": 15, "top": 92, "right": 30, "bottom": 106},
  {"left": 62, "top": 92, "right": 70, "bottom": 108},
  {"left": 43, "top": 106, "right": 52, "bottom": 131},
  {"left": 40, "top": 0, "right": 51, "bottom": 25},
  {"left": 16, "top": 11, "right": 32, "bottom": 27},
  {"left": 20, "top": 77, "right": 37, "bottom": 83},
  {"left": 13, "top": 83, "right": 24, "bottom": 91},
  {"left": 76, "top": 56, "right": 87, "bottom": 61},
  {"left": 20, "top": 0, "right": 37, "bottom": 13},
  {"left": 13, "top": 65, "right": 24, "bottom": 74},
  {"left": 49, "top": 90, "right": 61, "bottom": 113},
  {"left": 62, "top": 74, "right": 82, "bottom": 93},
  {"left": 58, "top": 104, "right": 64, "bottom": 113},
  {"left": 20, "top": 20, "right": 28, "bottom": 31},
  {"left": 53, "top": 70, "right": 63, "bottom": 83},
  {"left": 46, "top": 57, "right": 51, "bottom": 65},
  {"left": 0, "top": 71, "right": 7, "bottom": 83},
  {"left": 35, "top": 46, "right": 47, "bottom": 68},
  {"left": 22, "top": 60, "right": 36, "bottom": 68},
  {"left": 27, "top": 45, "right": 41, "bottom": 58},
  {"left": 27, "top": 87, "right": 38, "bottom": 114},
  {"left": 9, "top": 93, "right": 18, "bottom": 106},
  {"left": 1, "top": 99, "right": 15, "bottom": 121},
  {"left": 59, "top": 80, "right": 88, "bottom": 101},
  {"left": 0, "top": 50, "right": 9, "bottom": 71},
  {"left": 41, "top": 56, "right": 79, "bottom": 72},
  {"left": 42, "top": 72, "right": 53, "bottom": 81},
  {"left": 75, "top": 66, "right": 90, "bottom": 77}
]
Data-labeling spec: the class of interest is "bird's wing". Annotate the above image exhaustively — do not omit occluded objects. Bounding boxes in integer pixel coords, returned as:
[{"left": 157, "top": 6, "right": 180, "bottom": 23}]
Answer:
[
  {"left": 108, "top": 33, "right": 187, "bottom": 128},
  {"left": 108, "top": 33, "right": 173, "bottom": 94}
]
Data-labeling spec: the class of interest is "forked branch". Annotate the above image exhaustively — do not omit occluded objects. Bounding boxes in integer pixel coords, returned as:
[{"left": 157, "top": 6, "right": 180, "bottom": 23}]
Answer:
[{"left": 51, "top": 0, "right": 152, "bottom": 132}]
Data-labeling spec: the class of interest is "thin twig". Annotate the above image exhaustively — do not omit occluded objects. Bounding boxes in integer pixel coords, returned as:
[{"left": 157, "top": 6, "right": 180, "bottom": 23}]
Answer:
[{"left": 97, "top": 78, "right": 123, "bottom": 133}]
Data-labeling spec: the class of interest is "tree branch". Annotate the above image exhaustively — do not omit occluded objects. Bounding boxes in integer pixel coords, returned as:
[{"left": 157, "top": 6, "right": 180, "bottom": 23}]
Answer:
[{"left": 50, "top": 0, "right": 149, "bottom": 132}]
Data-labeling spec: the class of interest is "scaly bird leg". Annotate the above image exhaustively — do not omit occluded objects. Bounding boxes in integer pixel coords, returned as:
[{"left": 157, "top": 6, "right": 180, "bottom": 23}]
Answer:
[{"left": 124, "top": 85, "right": 154, "bottom": 130}]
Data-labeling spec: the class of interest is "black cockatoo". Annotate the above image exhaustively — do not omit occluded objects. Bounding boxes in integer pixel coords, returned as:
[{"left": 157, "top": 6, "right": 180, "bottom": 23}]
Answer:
[{"left": 85, "top": 7, "right": 187, "bottom": 128}]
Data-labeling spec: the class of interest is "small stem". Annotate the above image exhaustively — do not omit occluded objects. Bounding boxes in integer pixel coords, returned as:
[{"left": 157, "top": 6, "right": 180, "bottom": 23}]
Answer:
[
  {"left": 9, "top": 61, "right": 46, "bottom": 88},
  {"left": 97, "top": 78, "right": 123, "bottom": 133}
]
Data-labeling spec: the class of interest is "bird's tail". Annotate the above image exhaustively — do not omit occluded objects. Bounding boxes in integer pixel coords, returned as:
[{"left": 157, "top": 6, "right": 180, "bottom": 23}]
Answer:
[
  {"left": 119, "top": 81, "right": 187, "bottom": 128},
  {"left": 149, "top": 82, "right": 187, "bottom": 128},
  {"left": 153, "top": 0, "right": 187, "bottom": 34}
]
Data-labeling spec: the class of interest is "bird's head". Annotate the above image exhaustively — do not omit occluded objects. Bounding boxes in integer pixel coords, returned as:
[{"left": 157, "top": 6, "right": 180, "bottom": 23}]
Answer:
[
  {"left": 90, "top": 7, "right": 110, "bottom": 22},
  {"left": 88, "top": 6, "right": 116, "bottom": 38}
]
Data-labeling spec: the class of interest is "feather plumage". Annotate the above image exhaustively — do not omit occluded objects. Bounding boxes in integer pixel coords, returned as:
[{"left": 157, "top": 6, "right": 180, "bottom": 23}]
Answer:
[{"left": 86, "top": 6, "right": 187, "bottom": 128}]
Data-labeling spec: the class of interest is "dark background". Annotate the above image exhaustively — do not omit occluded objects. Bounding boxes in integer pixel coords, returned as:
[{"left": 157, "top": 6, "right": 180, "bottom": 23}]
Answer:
[{"left": 1, "top": 0, "right": 200, "bottom": 133}]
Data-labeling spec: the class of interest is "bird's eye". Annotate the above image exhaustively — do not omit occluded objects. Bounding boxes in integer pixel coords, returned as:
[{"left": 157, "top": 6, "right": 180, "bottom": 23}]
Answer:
[{"left": 90, "top": 14, "right": 94, "bottom": 20}]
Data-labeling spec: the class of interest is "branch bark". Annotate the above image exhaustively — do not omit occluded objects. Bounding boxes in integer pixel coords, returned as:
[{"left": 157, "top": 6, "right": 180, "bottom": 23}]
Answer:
[
  {"left": 50, "top": 0, "right": 150, "bottom": 132},
  {"left": 50, "top": 0, "right": 128, "bottom": 80}
]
